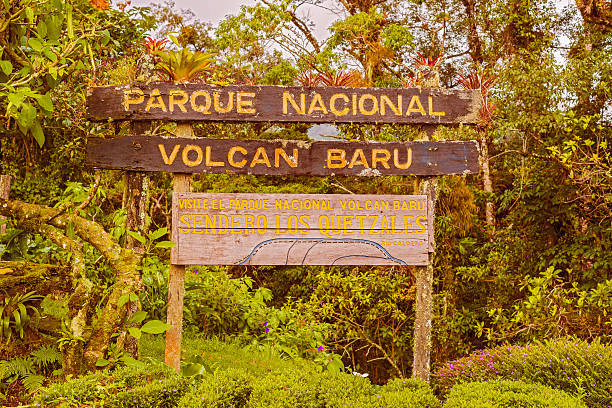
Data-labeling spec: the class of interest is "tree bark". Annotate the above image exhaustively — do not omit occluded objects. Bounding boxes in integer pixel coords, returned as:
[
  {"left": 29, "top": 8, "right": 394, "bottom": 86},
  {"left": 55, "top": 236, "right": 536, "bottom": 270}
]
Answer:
[
  {"left": 480, "top": 132, "right": 495, "bottom": 229},
  {"left": 0, "top": 199, "right": 140, "bottom": 374},
  {"left": 122, "top": 120, "right": 151, "bottom": 360},
  {"left": 460, "top": 0, "right": 484, "bottom": 64},
  {"left": 0, "top": 175, "right": 10, "bottom": 234}
]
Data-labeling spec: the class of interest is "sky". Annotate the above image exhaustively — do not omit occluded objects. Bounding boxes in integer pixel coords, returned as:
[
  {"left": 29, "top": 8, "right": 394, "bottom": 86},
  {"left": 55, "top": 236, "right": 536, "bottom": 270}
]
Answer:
[{"left": 128, "top": 0, "right": 340, "bottom": 40}]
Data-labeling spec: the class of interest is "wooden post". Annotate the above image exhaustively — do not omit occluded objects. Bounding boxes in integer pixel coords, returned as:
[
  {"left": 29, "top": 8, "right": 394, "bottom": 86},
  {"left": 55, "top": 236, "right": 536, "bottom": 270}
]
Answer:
[
  {"left": 0, "top": 175, "right": 10, "bottom": 234},
  {"left": 164, "top": 123, "right": 194, "bottom": 372},
  {"left": 412, "top": 126, "right": 438, "bottom": 382}
]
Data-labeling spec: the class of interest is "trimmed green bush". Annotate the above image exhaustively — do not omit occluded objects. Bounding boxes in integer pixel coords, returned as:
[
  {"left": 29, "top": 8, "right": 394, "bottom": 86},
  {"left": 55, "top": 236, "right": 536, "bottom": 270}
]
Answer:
[
  {"left": 33, "top": 363, "right": 190, "bottom": 408},
  {"left": 178, "top": 366, "right": 441, "bottom": 408},
  {"left": 177, "top": 368, "right": 254, "bottom": 408},
  {"left": 433, "top": 338, "right": 612, "bottom": 407},
  {"left": 443, "top": 380, "right": 587, "bottom": 408}
]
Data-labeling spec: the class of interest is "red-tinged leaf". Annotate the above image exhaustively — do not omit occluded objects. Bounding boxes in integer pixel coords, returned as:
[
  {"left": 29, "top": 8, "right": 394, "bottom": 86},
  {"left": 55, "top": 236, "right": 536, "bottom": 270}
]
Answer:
[{"left": 89, "top": 0, "right": 109, "bottom": 10}]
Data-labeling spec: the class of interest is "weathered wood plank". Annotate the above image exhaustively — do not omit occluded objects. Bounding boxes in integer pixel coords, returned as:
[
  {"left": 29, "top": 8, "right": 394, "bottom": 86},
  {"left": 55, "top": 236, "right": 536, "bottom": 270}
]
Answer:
[
  {"left": 172, "top": 193, "right": 430, "bottom": 266},
  {"left": 87, "top": 83, "right": 481, "bottom": 124},
  {"left": 86, "top": 136, "right": 479, "bottom": 176}
]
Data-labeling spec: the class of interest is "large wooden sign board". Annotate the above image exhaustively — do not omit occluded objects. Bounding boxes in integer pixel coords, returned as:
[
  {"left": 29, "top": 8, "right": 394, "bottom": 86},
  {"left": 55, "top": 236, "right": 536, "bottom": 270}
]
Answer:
[
  {"left": 85, "top": 81, "right": 481, "bottom": 378},
  {"left": 87, "top": 84, "right": 480, "bottom": 125},
  {"left": 172, "top": 193, "right": 431, "bottom": 266},
  {"left": 86, "top": 136, "right": 479, "bottom": 176}
]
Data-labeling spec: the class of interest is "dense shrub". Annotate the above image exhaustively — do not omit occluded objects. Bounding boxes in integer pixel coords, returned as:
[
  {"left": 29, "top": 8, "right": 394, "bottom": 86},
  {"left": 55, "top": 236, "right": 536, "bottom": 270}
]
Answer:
[
  {"left": 178, "top": 366, "right": 441, "bottom": 408},
  {"left": 443, "top": 380, "right": 587, "bottom": 408},
  {"left": 433, "top": 338, "right": 612, "bottom": 407},
  {"left": 33, "top": 363, "right": 189, "bottom": 408}
]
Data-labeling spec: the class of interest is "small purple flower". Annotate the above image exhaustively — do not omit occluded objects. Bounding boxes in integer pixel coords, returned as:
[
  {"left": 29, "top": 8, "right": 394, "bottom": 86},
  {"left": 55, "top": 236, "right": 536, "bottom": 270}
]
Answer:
[
  {"left": 263, "top": 322, "right": 269, "bottom": 333},
  {"left": 317, "top": 345, "right": 324, "bottom": 352},
  {"left": 193, "top": 269, "right": 198, "bottom": 274}
]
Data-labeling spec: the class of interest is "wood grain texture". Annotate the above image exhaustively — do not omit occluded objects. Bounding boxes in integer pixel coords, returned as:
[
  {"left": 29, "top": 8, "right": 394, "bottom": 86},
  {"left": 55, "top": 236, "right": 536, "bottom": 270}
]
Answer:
[
  {"left": 87, "top": 83, "right": 481, "bottom": 124},
  {"left": 165, "top": 123, "right": 193, "bottom": 373},
  {"left": 86, "top": 136, "right": 479, "bottom": 176},
  {"left": 172, "top": 193, "right": 430, "bottom": 266}
]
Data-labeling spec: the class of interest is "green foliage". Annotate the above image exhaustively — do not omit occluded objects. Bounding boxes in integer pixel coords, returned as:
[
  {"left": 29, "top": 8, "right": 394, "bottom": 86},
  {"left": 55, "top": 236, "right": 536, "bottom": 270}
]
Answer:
[
  {"left": 0, "top": 345, "right": 62, "bottom": 398},
  {"left": 178, "top": 366, "right": 441, "bottom": 408},
  {"left": 298, "top": 267, "right": 415, "bottom": 380},
  {"left": 0, "top": 290, "right": 42, "bottom": 341},
  {"left": 154, "top": 36, "right": 216, "bottom": 82},
  {"left": 433, "top": 338, "right": 612, "bottom": 407},
  {"left": 34, "top": 362, "right": 188, "bottom": 408},
  {"left": 0, "top": 0, "right": 147, "bottom": 147},
  {"left": 183, "top": 267, "right": 338, "bottom": 371},
  {"left": 443, "top": 380, "right": 587, "bottom": 408}
]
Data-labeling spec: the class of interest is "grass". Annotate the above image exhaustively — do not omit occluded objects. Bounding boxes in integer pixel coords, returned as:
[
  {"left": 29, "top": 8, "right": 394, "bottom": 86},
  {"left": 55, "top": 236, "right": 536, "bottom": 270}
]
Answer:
[{"left": 139, "top": 332, "right": 316, "bottom": 376}]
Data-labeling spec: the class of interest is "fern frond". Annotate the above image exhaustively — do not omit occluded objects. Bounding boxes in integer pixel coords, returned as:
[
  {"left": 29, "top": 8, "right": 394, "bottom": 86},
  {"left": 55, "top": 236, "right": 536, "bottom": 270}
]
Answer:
[
  {"left": 0, "top": 357, "right": 35, "bottom": 379},
  {"left": 31, "top": 345, "right": 62, "bottom": 369},
  {"left": 22, "top": 374, "right": 45, "bottom": 393}
]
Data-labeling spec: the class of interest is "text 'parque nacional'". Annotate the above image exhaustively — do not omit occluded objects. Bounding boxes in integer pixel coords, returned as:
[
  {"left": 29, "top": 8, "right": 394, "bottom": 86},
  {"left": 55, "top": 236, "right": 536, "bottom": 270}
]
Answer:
[{"left": 87, "top": 83, "right": 481, "bottom": 124}]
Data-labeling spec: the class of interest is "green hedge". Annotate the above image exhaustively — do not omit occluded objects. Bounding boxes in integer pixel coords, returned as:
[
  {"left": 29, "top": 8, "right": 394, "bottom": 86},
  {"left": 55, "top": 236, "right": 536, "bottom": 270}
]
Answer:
[
  {"left": 34, "top": 363, "right": 190, "bottom": 408},
  {"left": 433, "top": 338, "right": 612, "bottom": 407},
  {"left": 178, "top": 368, "right": 441, "bottom": 408},
  {"left": 443, "top": 380, "right": 587, "bottom": 408}
]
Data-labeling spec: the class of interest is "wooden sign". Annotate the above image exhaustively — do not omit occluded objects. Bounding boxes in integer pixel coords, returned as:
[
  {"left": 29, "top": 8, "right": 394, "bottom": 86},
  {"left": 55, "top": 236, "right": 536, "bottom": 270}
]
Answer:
[
  {"left": 172, "top": 193, "right": 431, "bottom": 266},
  {"left": 86, "top": 137, "right": 479, "bottom": 176},
  {"left": 87, "top": 83, "right": 481, "bottom": 124}
]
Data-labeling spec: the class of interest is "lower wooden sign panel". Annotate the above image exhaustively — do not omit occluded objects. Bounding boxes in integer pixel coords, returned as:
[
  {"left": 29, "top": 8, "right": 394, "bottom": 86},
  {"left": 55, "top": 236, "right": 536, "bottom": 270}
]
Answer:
[{"left": 172, "top": 193, "right": 430, "bottom": 266}]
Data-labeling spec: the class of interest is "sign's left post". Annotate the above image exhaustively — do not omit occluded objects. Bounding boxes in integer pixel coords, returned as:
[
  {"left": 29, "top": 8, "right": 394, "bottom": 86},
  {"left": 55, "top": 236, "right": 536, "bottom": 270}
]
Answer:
[{"left": 165, "top": 122, "right": 194, "bottom": 372}]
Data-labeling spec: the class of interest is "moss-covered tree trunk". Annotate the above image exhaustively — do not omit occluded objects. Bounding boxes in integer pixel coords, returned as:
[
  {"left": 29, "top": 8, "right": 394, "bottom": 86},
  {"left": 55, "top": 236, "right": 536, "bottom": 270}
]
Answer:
[{"left": 0, "top": 198, "right": 140, "bottom": 375}]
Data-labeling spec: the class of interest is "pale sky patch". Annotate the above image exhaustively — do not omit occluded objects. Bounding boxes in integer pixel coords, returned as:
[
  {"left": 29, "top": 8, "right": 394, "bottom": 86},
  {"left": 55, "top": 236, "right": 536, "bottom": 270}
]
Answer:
[{"left": 128, "top": 0, "right": 339, "bottom": 40}]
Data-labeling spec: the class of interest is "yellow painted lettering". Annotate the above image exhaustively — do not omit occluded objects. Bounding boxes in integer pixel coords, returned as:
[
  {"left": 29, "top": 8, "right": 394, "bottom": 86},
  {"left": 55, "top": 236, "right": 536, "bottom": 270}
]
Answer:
[
  {"left": 358, "top": 94, "right": 378, "bottom": 115},
  {"left": 213, "top": 92, "right": 234, "bottom": 113},
  {"left": 416, "top": 216, "right": 427, "bottom": 233},
  {"left": 308, "top": 93, "right": 328, "bottom": 114},
  {"left": 372, "top": 149, "right": 391, "bottom": 169},
  {"left": 406, "top": 95, "right": 426, "bottom": 116},
  {"left": 393, "top": 148, "right": 412, "bottom": 169},
  {"left": 380, "top": 95, "right": 402, "bottom": 115},
  {"left": 204, "top": 214, "right": 216, "bottom": 233},
  {"left": 182, "top": 145, "right": 203, "bottom": 167},
  {"left": 330, "top": 94, "right": 349, "bottom": 115},
  {"left": 205, "top": 146, "right": 225, "bottom": 167},
  {"left": 192, "top": 214, "right": 203, "bottom": 234},
  {"left": 179, "top": 214, "right": 191, "bottom": 233},
  {"left": 283, "top": 92, "right": 305, "bottom": 114},
  {"left": 237, "top": 92, "right": 256, "bottom": 113},
  {"left": 428, "top": 96, "right": 445, "bottom": 117},
  {"left": 327, "top": 149, "right": 347, "bottom": 169},
  {"left": 190, "top": 91, "right": 211, "bottom": 114},
  {"left": 274, "top": 148, "right": 298, "bottom": 168},
  {"left": 250, "top": 147, "right": 271, "bottom": 167},
  {"left": 145, "top": 88, "right": 167, "bottom": 112},
  {"left": 348, "top": 149, "right": 369, "bottom": 169},
  {"left": 169, "top": 90, "right": 188, "bottom": 112},
  {"left": 123, "top": 88, "right": 144, "bottom": 110},
  {"left": 158, "top": 144, "right": 180, "bottom": 165},
  {"left": 228, "top": 146, "right": 247, "bottom": 168}
]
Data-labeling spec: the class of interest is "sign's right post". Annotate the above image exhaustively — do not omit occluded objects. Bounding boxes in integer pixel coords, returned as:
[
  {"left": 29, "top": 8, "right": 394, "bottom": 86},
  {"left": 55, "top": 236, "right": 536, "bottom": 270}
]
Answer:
[{"left": 412, "top": 126, "right": 438, "bottom": 382}]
